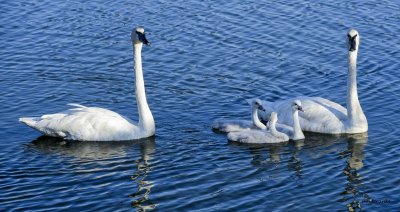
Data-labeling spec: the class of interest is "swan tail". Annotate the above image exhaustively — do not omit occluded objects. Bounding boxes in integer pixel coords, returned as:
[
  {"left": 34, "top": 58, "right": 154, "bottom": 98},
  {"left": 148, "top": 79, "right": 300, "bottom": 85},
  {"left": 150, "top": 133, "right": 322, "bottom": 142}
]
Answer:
[
  {"left": 19, "top": 117, "right": 67, "bottom": 138},
  {"left": 19, "top": 117, "right": 40, "bottom": 128},
  {"left": 67, "top": 103, "right": 87, "bottom": 108}
]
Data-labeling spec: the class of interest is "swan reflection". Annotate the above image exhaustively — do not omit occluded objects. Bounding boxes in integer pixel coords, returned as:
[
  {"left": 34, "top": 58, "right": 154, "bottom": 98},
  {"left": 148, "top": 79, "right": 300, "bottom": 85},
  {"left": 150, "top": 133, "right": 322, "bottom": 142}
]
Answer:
[
  {"left": 338, "top": 134, "right": 368, "bottom": 211},
  {"left": 229, "top": 141, "right": 288, "bottom": 164},
  {"left": 29, "top": 136, "right": 155, "bottom": 160},
  {"left": 229, "top": 132, "right": 369, "bottom": 210},
  {"left": 28, "top": 136, "right": 157, "bottom": 210},
  {"left": 129, "top": 138, "right": 157, "bottom": 211}
]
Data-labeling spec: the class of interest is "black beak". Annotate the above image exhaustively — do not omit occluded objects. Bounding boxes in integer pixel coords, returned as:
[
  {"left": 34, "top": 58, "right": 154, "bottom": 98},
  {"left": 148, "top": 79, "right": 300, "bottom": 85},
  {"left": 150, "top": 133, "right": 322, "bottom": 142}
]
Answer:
[
  {"left": 259, "top": 105, "right": 266, "bottom": 112},
  {"left": 137, "top": 32, "right": 150, "bottom": 46},
  {"left": 348, "top": 34, "right": 357, "bottom": 52},
  {"left": 298, "top": 106, "right": 304, "bottom": 112}
]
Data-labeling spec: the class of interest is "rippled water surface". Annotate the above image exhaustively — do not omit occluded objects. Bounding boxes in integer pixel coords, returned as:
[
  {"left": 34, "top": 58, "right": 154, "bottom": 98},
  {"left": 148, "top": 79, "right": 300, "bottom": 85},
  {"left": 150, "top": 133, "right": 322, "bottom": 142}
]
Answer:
[{"left": 1, "top": 0, "right": 400, "bottom": 211}]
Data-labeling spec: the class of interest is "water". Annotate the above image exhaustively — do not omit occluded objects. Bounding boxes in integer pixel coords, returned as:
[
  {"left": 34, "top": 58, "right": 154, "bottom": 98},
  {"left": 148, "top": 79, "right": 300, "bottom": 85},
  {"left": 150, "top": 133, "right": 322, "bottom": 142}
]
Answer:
[{"left": 1, "top": 0, "right": 400, "bottom": 211}]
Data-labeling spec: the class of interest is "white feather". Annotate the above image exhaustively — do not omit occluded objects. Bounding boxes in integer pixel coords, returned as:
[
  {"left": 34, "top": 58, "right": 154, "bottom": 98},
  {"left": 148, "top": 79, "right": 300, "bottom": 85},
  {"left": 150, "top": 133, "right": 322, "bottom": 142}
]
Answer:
[
  {"left": 19, "top": 27, "right": 155, "bottom": 141},
  {"left": 212, "top": 99, "right": 266, "bottom": 133},
  {"left": 227, "top": 112, "right": 289, "bottom": 144},
  {"left": 227, "top": 129, "right": 288, "bottom": 144},
  {"left": 253, "top": 29, "right": 368, "bottom": 134}
]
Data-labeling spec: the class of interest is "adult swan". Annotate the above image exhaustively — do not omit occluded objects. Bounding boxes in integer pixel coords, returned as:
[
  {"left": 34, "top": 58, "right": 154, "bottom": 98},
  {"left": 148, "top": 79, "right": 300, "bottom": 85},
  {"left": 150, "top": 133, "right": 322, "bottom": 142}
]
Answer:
[
  {"left": 258, "top": 29, "right": 367, "bottom": 134},
  {"left": 19, "top": 27, "right": 155, "bottom": 141}
]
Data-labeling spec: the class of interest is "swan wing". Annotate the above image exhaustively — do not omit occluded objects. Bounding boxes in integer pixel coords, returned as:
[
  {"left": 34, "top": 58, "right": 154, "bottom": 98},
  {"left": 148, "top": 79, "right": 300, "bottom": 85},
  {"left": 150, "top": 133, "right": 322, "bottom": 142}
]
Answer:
[
  {"left": 227, "top": 129, "right": 288, "bottom": 144},
  {"left": 212, "top": 119, "right": 253, "bottom": 133},
  {"left": 19, "top": 105, "right": 138, "bottom": 141},
  {"left": 275, "top": 123, "right": 293, "bottom": 137},
  {"left": 259, "top": 97, "right": 347, "bottom": 133}
]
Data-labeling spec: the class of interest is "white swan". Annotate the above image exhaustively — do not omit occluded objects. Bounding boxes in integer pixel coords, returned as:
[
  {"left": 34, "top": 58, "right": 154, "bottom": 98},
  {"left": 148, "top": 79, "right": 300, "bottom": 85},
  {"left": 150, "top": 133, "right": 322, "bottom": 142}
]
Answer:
[
  {"left": 212, "top": 99, "right": 267, "bottom": 133},
  {"left": 227, "top": 112, "right": 289, "bottom": 144},
  {"left": 274, "top": 100, "right": 305, "bottom": 140},
  {"left": 256, "top": 29, "right": 368, "bottom": 134},
  {"left": 19, "top": 27, "right": 155, "bottom": 141}
]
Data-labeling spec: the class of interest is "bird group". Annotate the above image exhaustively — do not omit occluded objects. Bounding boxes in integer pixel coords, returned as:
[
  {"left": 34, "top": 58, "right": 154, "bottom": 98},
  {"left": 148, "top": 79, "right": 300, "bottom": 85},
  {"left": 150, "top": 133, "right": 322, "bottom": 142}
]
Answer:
[{"left": 20, "top": 27, "right": 368, "bottom": 143}]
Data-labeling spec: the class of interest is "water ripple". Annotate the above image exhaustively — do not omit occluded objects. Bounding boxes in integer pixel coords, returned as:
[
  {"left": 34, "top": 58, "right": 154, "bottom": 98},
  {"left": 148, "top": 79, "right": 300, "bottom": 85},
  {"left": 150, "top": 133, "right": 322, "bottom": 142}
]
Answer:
[{"left": 1, "top": 0, "right": 400, "bottom": 211}]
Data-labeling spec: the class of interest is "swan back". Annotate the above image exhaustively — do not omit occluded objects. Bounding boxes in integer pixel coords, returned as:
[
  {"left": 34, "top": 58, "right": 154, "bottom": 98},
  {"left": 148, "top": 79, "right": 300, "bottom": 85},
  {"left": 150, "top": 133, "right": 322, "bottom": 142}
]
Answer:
[
  {"left": 227, "top": 112, "right": 289, "bottom": 144},
  {"left": 212, "top": 98, "right": 266, "bottom": 133},
  {"left": 227, "top": 129, "right": 287, "bottom": 144},
  {"left": 19, "top": 105, "right": 141, "bottom": 141}
]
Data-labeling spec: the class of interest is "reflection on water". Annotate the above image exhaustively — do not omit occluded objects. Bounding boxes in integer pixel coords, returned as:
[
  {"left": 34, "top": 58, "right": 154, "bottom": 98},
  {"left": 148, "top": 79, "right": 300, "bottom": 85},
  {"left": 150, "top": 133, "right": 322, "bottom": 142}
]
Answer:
[
  {"left": 287, "top": 141, "right": 304, "bottom": 180},
  {"left": 2, "top": 0, "right": 399, "bottom": 209},
  {"left": 229, "top": 141, "right": 287, "bottom": 165},
  {"left": 230, "top": 132, "right": 369, "bottom": 210},
  {"left": 339, "top": 135, "right": 368, "bottom": 211},
  {"left": 27, "top": 136, "right": 158, "bottom": 210},
  {"left": 28, "top": 136, "right": 156, "bottom": 160},
  {"left": 129, "top": 138, "right": 157, "bottom": 211}
]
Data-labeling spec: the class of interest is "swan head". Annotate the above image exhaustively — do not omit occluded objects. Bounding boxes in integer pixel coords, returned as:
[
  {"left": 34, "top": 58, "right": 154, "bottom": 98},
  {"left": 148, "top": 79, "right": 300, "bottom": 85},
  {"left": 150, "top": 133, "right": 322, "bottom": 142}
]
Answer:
[
  {"left": 347, "top": 29, "right": 359, "bottom": 52},
  {"left": 292, "top": 100, "right": 304, "bottom": 112},
  {"left": 132, "top": 27, "right": 150, "bottom": 46},
  {"left": 252, "top": 99, "right": 265, "bottom": 112}
]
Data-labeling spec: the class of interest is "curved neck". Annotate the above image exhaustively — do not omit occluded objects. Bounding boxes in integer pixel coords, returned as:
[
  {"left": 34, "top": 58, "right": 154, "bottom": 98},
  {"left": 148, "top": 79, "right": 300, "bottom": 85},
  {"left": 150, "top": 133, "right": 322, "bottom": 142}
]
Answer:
[
  {"left": 134, "top": 43, "right": 154, "bottom": 133},
  {"left": 292, "top": 110, "right": 304, "bottom": 139},
  {"left": 347, "top": 50, "right": 364, "bottom": 126},
  {"left": 252, "top": 107, "right": 266, "bottom": 130},
  {"left": 270, "top": 121, "right": 286, "bottom": 138},
  {"left": 270, "top": 121, "right": 278, "bottom": 134}
]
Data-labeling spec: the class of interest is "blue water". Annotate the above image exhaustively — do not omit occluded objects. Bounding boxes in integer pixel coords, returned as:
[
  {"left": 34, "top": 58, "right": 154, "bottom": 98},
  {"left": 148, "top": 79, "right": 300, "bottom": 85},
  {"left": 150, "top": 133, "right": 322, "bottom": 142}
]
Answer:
[{"left": 1, "top": 0, "right": 400, "bottom": 211}]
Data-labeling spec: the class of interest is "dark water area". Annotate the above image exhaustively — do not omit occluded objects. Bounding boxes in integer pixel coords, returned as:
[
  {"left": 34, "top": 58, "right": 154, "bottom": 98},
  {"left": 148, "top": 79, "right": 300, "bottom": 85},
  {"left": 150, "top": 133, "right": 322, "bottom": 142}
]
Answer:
[{"left": 1, "top": 0, "right": 400, "bottom": 211}]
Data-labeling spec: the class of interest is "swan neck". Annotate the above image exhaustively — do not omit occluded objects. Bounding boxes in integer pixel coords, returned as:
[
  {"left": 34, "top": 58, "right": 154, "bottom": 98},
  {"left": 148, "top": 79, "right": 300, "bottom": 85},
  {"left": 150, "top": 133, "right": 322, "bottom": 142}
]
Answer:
[
  {"left": 252, "top": 107, "right": 266, "bottom": 130},
  {"left": 292, "top": 110, "right": 304, "bottom": 139},
  {"left": 347, "top": 50, "right": 364, "bottom": 126},
  {"left": 270, "top": 122, "right": 285, "bottom": 138},
  {"left": 270, "top": 122, "right": 278, "bottom": 134},
  {"left": 134, "top": 43, "right": 154, "bottom": 133}
]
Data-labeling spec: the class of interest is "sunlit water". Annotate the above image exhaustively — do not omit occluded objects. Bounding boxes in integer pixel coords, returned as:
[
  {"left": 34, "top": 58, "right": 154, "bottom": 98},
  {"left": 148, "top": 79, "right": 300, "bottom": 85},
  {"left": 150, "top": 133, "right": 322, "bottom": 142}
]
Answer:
[{"left": 1, "top": 0, "right": 400, "bottom": 211}]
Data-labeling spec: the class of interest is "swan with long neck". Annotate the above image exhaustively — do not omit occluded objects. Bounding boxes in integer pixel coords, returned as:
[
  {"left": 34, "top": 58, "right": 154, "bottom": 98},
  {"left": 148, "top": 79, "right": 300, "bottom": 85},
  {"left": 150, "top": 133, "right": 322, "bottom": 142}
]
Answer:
[
  {"left": 255, "top": 29, "right": 368, "bottom": 134},
  {"left": 227, "top": 112, "right": 289, "bottom": 143},
  {"left": 274, "top": 100, "right": 305, "bottom": 140},
  {"left": 19, "top": 26, "right": 155, "bottom": 141},
  {"left": 212, "top": 99, "right": 266, "bottom": 133}
]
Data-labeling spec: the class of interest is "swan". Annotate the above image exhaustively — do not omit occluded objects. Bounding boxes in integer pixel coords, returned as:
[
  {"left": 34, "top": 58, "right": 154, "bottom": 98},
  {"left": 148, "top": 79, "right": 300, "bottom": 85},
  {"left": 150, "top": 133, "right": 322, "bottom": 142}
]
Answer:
[
  {"left": 212, "top": 99, "right": 267, "bottom": 133},
  {"left": 227, "top": 112, "right": 289, "bottom": 144},
  {"left": 256, "top": 29, "right": 368, "bottom": 134},
  {"left": 19, "top": 27, "right": 155, "bottom": 141},
  {"left": 274, "top": 100, "right": 305, "bottom": 140}
]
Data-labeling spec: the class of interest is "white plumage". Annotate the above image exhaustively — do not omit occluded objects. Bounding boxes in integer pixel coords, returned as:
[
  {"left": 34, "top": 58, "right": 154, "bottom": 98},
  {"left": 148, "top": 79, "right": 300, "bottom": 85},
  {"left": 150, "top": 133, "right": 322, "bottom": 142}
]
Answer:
[
  {"left": 255, "top": 29, "right": 368, "bottom": 134},
  {"left": 212, "top": 99, "right": 267, "bottom": 133},
  {"left": 227, "top": 112, "right": 289, "bottom": 144},
  {"left": 273, "top": 100, "right": 305, "bottom": 140},
  {"left": 19, "top": 27, "right": 155, "bottom": 141}
]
